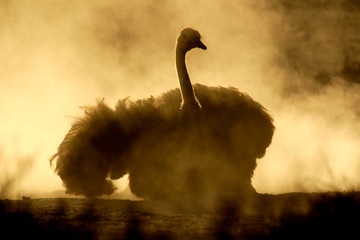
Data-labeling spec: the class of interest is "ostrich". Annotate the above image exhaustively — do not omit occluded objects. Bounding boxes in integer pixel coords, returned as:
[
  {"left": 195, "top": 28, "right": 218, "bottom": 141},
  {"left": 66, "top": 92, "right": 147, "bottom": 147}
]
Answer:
[{"left": 50, "top": 28, "right": 275, "bottom": 200}]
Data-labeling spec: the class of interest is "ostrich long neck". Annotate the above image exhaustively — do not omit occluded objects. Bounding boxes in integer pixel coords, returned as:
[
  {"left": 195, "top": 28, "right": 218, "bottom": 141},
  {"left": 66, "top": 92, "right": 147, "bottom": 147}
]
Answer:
[{"left": 176, "top": 45, "right": 199, "bottom": 109}]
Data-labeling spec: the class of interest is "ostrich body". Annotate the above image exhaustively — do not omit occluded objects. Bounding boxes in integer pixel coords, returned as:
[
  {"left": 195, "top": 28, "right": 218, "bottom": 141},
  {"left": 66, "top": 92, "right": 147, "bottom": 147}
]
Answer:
[{"left": 50, "top": 28, "right": 275, "bottom": 199}]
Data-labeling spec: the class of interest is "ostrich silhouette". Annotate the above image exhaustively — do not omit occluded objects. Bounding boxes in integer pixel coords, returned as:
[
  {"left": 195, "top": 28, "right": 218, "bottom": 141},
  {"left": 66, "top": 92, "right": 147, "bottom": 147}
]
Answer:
[{"left": 50, "top": 28, "right": 275, "bottom": 200}]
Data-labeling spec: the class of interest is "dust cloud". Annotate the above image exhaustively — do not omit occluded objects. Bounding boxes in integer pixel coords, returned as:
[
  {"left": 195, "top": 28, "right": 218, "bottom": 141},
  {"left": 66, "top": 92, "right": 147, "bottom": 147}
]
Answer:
[
  {"left": 1, "top": 0, "right": 360, "bottom": 198},
  {"left": 253, "top": 0, "right": 360, "bottom": 193}
]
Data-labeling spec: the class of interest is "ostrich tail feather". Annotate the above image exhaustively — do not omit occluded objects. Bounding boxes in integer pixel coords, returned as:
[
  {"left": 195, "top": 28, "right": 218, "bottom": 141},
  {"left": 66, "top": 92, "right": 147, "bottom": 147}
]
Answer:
[{"left": 50, "top": 99, "right": 132, "bottom": 197}]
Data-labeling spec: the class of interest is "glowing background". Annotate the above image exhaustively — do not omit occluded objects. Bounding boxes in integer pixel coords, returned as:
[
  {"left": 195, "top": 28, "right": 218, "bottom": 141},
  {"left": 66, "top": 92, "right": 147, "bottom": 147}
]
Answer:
[{"left": 1, "top": 0, "right": 360, "bottom": 198}]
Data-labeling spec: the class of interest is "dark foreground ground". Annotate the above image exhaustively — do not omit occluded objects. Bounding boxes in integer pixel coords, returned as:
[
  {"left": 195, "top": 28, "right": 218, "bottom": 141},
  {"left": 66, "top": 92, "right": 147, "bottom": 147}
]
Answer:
[{"left": 1, "top": 192, "right": 360, "bottom": 240}]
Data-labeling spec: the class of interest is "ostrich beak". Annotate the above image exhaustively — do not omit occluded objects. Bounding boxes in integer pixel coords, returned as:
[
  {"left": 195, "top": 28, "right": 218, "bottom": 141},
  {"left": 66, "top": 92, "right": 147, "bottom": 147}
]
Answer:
[{"left": 197, "top": 40, "right": 207, "bottom": 50}]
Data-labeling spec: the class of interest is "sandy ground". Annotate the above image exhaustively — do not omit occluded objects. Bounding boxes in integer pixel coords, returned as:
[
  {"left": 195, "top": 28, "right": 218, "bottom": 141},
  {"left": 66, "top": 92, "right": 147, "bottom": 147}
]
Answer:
[{"left": 1, "top": 192, "right": 360, "bottom": 239}]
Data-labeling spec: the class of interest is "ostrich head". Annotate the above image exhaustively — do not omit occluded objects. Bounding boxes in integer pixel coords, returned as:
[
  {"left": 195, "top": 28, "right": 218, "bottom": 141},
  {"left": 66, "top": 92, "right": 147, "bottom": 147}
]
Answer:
[{"left": 177, "top": 28, "right": 207, "bottom": 53}]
